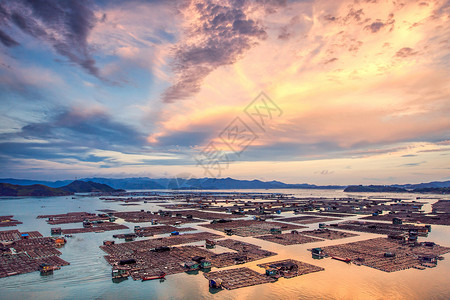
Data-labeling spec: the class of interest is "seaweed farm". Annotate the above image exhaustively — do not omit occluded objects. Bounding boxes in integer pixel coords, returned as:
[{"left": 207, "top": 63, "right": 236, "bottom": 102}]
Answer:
[
  {"left": 255, "top": 231, "right": 323, "bottom": 246},
  {"left": 200, "top": 219, "right": 306, "bottom": 237},
  {"left": 321, "top": 237, "right": 450, "bottom": 272},
  {"left": 1, "top": 190, "right": 450, "bottom": 299},
  {"left": 361, "top": 201, "right": 450, "bottom": 226},
  {"left": 0, "top": 216, "right": 22, "bottom": 227},
  {"left": 0, "top": 229, "right": 69, "bottom": 278},
  {"left": 113, "top": 225, "right": 195, "bottom": 239},
  {"left": 110, "top": 210, "right": 202, "bottom": 224},
  {"left": 61, "top": 223, "right": 129, "bottom": 234},
  {"left": 204, "top": 259, "right": 324, "bottom": 290},
  {"left": 101, "top": 235, "right": 277, "bottom": 279},
  {"left": 328, "top": 220, "right": 430, "bottom": 236},
  {"left": 299, "top": 229, "right": 358, "bottom": 240},
  {"left": 257, "top": 259, "right": 324, "bottom": 278},
  {"left": 274, "top": 215, "right": 341, "bottom": 224},
  {"left": 37, "top": 212, "right": 110, "bottom": 224},
  {"left": 204, "top": 267, "right": 276, "bottom": 290},
  {"left": 255, "top": 228, "right": 357, "bottom": 246},
  {"left": 167, "top": 210, "right": 244, "bottom": 220}
]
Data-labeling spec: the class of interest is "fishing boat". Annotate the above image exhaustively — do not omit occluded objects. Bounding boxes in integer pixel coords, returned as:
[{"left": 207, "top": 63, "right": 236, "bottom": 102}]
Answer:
[{"left": 141, "top": 272, "right": 166, "bottom": 281}]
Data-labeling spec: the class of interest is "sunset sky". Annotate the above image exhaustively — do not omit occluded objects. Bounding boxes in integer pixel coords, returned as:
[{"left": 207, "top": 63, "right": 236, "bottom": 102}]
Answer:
[{"left": 0, "top": 0, "right": 449, "bottom": 184}]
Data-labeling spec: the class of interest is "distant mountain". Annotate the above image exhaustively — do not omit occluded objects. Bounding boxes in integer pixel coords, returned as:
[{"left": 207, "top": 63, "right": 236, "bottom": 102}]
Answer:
[
  {"left": 0, "top": 180, "right": 122, "bottom": 196},
  {"left": 59, "top": 180, "right": 124, "bottom": 193},
  {"left": 1, "top": 177, "right": 449, "bottom": 191},
  {"left": 81, "top": 177, "right": 164, "bottom": 190},
  {"left": 0, "top": 177, "right": 343, "bottom": 190},
  {"left": 344, "top": 185, "right": 408, "bottom": 193},
  {"left": 0, "top": 178, "right": 72, "bottom": 188},
  {"left": 0, "top": 183, "right": 72, "bottom": 196},
  {"left": 151, "top": 177, "right": 343, "bottom": 190},
  {"left": 392, "top": 180, "right": 450, "bottom": 190},
  {"left": 412, "top": 187, "right": 450, "bottom": 194},
  {"left": 344, "top": 184, "right": 450, "bottom": 194}
]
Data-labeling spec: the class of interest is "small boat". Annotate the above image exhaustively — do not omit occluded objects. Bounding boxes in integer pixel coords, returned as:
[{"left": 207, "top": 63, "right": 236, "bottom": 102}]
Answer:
[
  {"left": 141, "top": 272, "right": 166, "bottom": 281},
  {"left": 332, "top": 256, "right": 351, "bottom": 263}
]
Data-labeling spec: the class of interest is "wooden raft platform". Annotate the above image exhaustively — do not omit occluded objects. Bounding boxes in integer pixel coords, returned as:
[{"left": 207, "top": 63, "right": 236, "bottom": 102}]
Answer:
[{"left": 204, "top": 267, "right": 276, "bottom": 290}]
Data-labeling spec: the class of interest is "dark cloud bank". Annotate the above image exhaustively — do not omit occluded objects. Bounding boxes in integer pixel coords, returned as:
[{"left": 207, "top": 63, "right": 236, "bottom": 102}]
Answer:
[{"left": 0, "top": 107, "right": 146, "bottom": 163}]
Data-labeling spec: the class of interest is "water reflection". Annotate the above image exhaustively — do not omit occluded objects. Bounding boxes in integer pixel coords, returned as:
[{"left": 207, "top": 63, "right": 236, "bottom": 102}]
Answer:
[
  {"left": 208, "top": 287, "right": 223, "bottom": 295},
  {"left": 185, "top": 270, "right": 200, "bottom": 276},
  {"left": 112, "top": 277, "right": 128, "bottom": 284}
]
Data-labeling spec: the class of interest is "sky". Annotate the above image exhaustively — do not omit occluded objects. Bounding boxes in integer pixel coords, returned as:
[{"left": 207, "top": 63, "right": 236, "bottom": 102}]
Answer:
[{"left": 0, "top": 0, "right": 449, "bottom": 185}]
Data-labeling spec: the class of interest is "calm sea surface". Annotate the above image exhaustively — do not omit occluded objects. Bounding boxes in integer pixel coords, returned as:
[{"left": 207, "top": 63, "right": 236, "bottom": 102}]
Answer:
[{"left": 0, "top": 189, "right": 449, "bottom": 300}]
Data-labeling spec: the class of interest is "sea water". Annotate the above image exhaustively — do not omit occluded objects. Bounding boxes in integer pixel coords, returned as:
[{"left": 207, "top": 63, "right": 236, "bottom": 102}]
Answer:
[{"left": 0, "top": 190, "right": 449, "bottom": 300}]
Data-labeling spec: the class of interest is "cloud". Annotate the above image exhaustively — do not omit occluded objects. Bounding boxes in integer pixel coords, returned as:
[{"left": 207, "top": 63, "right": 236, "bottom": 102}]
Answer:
[
  {"left": 366, "top": 21, "right": 385, "bottom": 33},
  {"left": 344, "top": 8, "right": 365, "bottom": 23},
  {"left": 155, "top": 130, "right": 214, "bottom": 148},
  {"left": 394, "top": 47, "right": 418, "bottom": 58},
  {"left": 324, "top": 57, "right": 338, "bottom": 64},
  {"left": 277, "top": 15, "right": 306, "bottom": 40},
  {"left": 0, "top": 0, "right": 102, "bottom": 79},
  {"left": 399, "top": 161, "right": 427, "bottom": 167},
  {"left": 87, "top": 0, "right": 182, "bottom": 85},
  {"left": 0, "top": 141, "right": 86, "bottom": 161},
  {"left": 364, "top": 14, "right": 395, "bottom": 33},
  {"left": 316, "top": 169, "right": 334, "bottom": 175},
  {"left": 148, "top": 0, "right": 450, "bottom": 162},
  {"left": 0, "top": 29, "right": 19, "bottom": 47},
  {"left": 323, "top": 14, "right": 337, "bottom": 22},
  {"left": 161, "top": 0, "right": 284, "bottom": 102},
  {"left": 0, "top": 106, "right": 147, "bottom": 159}
]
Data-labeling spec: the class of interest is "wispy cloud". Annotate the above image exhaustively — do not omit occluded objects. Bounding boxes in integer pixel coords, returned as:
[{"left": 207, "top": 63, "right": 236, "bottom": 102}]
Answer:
[
  {"left": 0, "top": 0, "right": 102, "bottom": 79},
  {"left": 399, "top": 161, "right": 427, "bottom": 167},
  {"left": 161, "top": 0, "right": 285, "bottom": 102}
]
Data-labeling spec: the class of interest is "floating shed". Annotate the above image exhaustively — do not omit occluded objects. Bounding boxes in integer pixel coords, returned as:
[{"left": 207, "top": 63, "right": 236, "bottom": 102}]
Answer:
[
  {"left": 312, "top": 248, "right": 324, "bottom": 256},
  {"left": 51, "top": 227, "right": 62, "bottom": 235},
  {"left": 112, "top": 267, "right": 129, "bottom": 279},
  {"left": 184, "top": 261, "right": 200, "bottom": 270},
  {"left": 266, "top": 268, "right": 278, "bottom": 277},
  {"left": 54, "top": 237, "right": 66, "bottom": 247},
  {"left": 270, "top": 228, "right": 282, "bottom": 234},
  {"left": 209, "top": 278, "right": 222, "bottom": 289},
  {"left": 39, "top": 263, "right": 59, "bottom": 275},
  {"left": 393, "top": 218, "right": 403, "bottom": 225},
  {"left": 201, "top": 260, "right": 212, "bottom": 268},
  {"left": 152, "top": 246, "right": 170, "bottom": 252},
  {"left": 205, "top": 239, "right": 216, "bottom": 249},
  {"left": 119, "top": 259, "right": 136, "bottom": 265}
]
